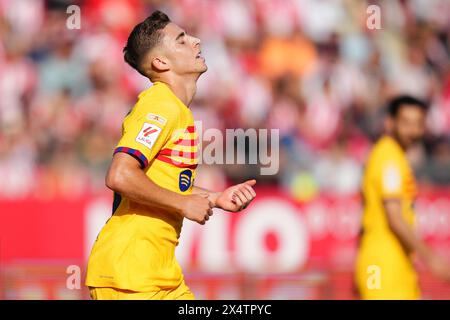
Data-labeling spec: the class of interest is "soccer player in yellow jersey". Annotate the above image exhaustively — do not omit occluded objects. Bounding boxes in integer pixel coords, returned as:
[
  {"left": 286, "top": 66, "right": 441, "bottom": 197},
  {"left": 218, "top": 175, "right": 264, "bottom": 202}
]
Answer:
[
  {"left": 355, "top": 96, "right": 450, "bottom": 300},
  {"left": 85, "top": 11, "right": 257, "bottom": 300}
]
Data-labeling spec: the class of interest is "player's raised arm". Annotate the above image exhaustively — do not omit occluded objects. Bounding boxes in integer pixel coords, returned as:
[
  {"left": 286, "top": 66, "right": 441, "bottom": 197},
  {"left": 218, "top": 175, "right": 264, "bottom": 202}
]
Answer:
[
  {"left": 192, "top": 179, "right": 257, "bottom": 212},
  {"left": 106, "top": 152, "right": 213, "bottom": 225}
]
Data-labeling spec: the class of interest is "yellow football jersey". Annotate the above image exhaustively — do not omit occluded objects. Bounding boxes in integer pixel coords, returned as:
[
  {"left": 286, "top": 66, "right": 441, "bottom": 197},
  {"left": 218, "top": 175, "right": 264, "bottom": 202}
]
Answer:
[
  {"left": 355, "top": 135, "right": 420, "bottom": 299},
  {"left": 85, "top": 81, "right": 199, "bottom": 292}
]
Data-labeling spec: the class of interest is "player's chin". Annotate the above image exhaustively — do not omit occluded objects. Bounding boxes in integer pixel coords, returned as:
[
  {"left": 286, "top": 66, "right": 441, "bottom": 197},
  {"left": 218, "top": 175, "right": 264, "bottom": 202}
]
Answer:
[
  {"left": 188, "top": 62, "right": 207, "bottom": 76},
  {"left": 197, "top": 59, "right": 208, "bottom": 72},
  {"left": 195, "top": 64, "right": 208, "bottom": 75}
]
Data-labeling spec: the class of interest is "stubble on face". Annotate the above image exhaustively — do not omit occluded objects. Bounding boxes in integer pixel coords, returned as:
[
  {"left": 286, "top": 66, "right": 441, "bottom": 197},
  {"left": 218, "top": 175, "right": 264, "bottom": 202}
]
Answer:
[{"left": 392, "top": 106, "right": 426, "bottom": 150}]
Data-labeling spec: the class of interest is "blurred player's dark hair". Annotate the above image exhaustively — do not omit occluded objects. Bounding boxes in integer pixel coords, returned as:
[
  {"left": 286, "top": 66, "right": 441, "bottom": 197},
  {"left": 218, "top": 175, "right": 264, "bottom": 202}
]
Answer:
[
  {"left": 388, "top": 95, "right": 428, "bottom": 117},
  {"left": 123, "top": 11, "right": 171, "bottom": 76}
]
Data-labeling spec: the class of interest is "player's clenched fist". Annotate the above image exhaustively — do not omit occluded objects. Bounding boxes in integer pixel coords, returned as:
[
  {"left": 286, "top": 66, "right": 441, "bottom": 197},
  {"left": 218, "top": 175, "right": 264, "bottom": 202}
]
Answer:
[
  {"left": 180, "top": 193, "right": 214, "bottom": 225},
  {"left": 215, "top": 179, "right": 256, "bottom": 212}
]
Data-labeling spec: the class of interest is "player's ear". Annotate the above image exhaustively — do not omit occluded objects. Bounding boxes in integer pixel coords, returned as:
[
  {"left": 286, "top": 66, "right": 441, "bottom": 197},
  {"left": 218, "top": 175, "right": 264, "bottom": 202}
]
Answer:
[{"left": 151, "top": 56, "right": 170, "bottom": 72}]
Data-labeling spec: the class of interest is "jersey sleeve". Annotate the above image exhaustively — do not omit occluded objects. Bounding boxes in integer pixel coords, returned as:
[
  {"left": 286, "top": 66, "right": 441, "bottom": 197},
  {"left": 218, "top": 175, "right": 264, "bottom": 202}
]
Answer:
[
  {"left": 375, "top": 156, "right": 404, "bottom": 199},
  {"left": 113, "top": 105, "right": 178, "bottom": 169}
]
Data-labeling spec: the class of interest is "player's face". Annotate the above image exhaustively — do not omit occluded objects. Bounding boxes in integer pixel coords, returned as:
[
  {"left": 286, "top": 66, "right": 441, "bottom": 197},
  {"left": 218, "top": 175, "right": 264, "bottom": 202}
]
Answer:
[
  {"left": 161, "top": 22, "right": 207, "bottom": 76},
  {"left": 392, "top": 105, "right": 426, "bottom": 149}
]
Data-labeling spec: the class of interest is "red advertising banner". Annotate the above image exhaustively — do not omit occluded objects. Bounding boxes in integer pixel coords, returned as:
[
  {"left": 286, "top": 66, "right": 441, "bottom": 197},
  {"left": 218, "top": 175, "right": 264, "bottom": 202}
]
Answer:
[{"left": 1, "top": 187, "right": 449, "bottom": 299}]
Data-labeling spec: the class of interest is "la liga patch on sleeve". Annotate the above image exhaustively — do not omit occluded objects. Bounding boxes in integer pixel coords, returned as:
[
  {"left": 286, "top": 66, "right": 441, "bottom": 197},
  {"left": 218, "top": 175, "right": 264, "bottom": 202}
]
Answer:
[{"left": 135, "top": 123, "right": 162, "bottom": 150}]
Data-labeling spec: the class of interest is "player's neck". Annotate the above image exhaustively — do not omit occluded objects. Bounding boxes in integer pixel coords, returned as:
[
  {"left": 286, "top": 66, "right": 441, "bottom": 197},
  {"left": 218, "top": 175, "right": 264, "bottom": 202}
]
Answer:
[
  {"left": 154, "top": 74, "right": 199, "bottom": 107},
  {"left": 387, "top": 133, "right": 407, "bottom": 151}
]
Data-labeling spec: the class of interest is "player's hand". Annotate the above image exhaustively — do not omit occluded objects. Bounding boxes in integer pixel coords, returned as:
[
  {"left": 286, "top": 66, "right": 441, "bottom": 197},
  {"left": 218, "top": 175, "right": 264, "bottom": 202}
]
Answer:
[
  {"left": 215, "top": 179, "right": 256, "bottom": 212},
  {"left": 427, "top": 254, "right": 450, "bottom": 281},
  {"left": 181, "top": 193, "right": 214, "bottom": 225}
]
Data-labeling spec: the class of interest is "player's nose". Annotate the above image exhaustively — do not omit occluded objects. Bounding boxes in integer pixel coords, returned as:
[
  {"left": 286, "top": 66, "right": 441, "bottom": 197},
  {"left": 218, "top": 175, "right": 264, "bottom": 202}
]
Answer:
[{"left": 192, "top": 36, "right": 201, "bottom": 48}]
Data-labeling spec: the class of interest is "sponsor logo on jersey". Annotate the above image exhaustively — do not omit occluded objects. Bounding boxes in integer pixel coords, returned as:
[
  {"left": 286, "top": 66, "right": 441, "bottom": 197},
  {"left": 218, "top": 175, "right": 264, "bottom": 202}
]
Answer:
[
  {"left": 179, "top": 169, "right": 192, "bottom": 192},
  {"left": 146, "top": 113, "right": 167, "bottom": 126}
]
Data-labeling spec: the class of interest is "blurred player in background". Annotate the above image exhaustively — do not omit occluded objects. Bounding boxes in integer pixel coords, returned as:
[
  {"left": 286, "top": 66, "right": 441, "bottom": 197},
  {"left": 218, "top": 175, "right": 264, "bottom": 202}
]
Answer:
[
  {"left": 85, "top": 11, "right": 256, "bottom": 300},
  {"left": 355, "top": 96, "right": 450, "bottom": 300}
]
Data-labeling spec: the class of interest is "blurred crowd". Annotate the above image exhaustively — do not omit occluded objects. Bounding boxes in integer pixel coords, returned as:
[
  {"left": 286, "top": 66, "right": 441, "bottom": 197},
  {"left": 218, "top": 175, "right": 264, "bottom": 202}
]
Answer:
[{"left": 1, "top": 0, "right": 450, "bottom": 200}]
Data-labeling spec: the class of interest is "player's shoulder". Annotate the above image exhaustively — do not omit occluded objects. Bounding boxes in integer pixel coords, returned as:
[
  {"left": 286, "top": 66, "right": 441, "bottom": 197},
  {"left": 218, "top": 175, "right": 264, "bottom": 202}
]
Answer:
[
  {"left": 138, "top": 82, "right": 181, "bottom": 111},
  {"left": 367, "top": 136, "right": 404, "bottom": 173},
  {"left": 371, "top": 136, "right": 403, "bottom": 159},
  {"left": 133, "top": 83, "right": 182, "bottom": 123}
]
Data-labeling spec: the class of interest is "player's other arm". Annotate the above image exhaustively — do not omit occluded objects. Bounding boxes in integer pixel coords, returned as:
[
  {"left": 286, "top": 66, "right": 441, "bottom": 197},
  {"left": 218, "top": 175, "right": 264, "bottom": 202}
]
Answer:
[
  {"left": 384, "top": 199, "right": 450, "bottom": 281},
  {"left": 106, "top": 152, "right": 213, "bottom": 225},
  {"left": 192, "top": 179, "right": 257, "bottom": 212}
]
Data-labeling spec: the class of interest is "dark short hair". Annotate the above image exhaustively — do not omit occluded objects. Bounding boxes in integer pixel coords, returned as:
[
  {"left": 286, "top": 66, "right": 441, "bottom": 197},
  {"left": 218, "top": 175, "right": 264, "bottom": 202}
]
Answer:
[
  {"left": 387, "top": 95, "right": 428, "bottom": 117},
  {"left": 123, "top": 11, "right": 171, "bottom": 76}
]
